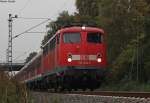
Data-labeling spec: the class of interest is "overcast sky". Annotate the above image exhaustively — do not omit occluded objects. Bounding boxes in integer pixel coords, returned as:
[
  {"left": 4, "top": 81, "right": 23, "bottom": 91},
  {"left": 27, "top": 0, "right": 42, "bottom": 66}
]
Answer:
[{"left": 0, "top": 0, "right": 76, "bottom": 63}]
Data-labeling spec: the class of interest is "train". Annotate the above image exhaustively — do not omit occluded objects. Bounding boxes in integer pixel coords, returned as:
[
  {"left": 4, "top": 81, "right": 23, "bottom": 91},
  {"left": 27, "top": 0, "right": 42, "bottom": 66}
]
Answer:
[{"left": 15, "top": 25, "right": 107, "bottom": 91}]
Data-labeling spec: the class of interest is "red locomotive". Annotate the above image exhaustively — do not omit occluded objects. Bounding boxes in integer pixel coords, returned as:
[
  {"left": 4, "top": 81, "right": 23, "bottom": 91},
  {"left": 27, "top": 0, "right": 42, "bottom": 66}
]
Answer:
[{"left": 15, "top": 25, "right": 107, "bottom": 91}]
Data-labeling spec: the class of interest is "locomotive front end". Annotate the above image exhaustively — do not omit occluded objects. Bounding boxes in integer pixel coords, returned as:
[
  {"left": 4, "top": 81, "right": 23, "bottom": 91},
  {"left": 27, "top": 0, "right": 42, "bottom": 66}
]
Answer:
[{"left": 58, "top": 26, "right": 107, "bottom": 90}]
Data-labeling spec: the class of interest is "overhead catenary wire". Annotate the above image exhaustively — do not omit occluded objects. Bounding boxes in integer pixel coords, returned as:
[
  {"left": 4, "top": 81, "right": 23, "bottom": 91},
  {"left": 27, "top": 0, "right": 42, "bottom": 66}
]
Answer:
[
  {"left": 25, "top": 32, "right": 46, "bottom": 33},
  {"left": 13, "top": 0, "right": 70, "bottom": 40},
  {"left": 17, "top": 17, "right": 51, "bottom": 20},
  {"left": 12, "top": 19, "right": 51, "bottom": 39}
]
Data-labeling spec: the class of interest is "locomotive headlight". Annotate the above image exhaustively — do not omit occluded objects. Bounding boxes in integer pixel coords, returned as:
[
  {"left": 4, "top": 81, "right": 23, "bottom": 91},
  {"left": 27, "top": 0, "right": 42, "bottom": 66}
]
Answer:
[
  {"left": 97, "top": 53, "right": 102, "bottom": 63},
  {"left": 82, "top": 26, "right": 86, "bottom": 30},
  {"left": 68, "top": 58, "right": 72, "bottom": 62},
  {"left": 67, "top": 54, "right": 72, "bottom": 62},
  {"left": 97, "top": 58, "right": 102, "bottom": 63}
]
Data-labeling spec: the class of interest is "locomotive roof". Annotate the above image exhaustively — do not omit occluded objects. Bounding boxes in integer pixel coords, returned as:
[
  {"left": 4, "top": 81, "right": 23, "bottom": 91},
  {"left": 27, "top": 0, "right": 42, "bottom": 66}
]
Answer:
[
  {"left": 58, "top": 26, "right": 105, "bottom": 33},
  {"left": 42, "top": 26, "right": 105, "bottom": 48}
]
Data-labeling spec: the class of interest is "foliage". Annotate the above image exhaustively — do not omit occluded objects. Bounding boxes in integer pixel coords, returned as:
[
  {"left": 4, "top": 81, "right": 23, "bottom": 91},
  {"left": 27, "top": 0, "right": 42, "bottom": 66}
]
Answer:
[
  {"left": 93, "top": 0, "right": 149, "bottom": 82},
  {"left": 143, "top": 15, "right": 150, "bottom": 81},
  {"left": 76, "top": 0, "right": 99, "bottom": 16}
]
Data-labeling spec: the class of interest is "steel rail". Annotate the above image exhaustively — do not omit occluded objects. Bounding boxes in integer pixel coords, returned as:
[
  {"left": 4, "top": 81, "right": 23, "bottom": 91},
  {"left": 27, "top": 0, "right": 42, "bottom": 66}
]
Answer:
[
  {"left": 67, "top": 91, "right": 150, "bottom": 98},
  {"left": 31, "top": 90, "right": 150, "bottom": 98}
]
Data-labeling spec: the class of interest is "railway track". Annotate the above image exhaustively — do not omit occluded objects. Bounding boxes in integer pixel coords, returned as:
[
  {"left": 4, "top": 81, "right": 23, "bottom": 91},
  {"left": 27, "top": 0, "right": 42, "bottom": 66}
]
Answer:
[
  {"left": 66, "top": 91, "right": 150, "bottom": 98},
  {"left": 33, "top": 90, "right": 150, "bottom": 98}
]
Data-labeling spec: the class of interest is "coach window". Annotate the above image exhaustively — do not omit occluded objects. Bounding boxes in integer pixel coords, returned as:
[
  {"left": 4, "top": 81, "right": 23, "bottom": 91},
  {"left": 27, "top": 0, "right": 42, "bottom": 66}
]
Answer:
[
  {"left": 63, "top": 32, "right": 81, "bottom": 43},
  {"left": 87, "top": 32, "right": 102, "bottom": 43}
]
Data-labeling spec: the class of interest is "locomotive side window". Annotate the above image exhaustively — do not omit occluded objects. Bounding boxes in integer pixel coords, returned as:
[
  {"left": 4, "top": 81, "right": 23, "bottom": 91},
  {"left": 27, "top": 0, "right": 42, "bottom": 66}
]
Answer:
[
  {"left": 87, "top": 32, "right": 102, "bottom": 43},
  {"left": 63, "top": 32, "right": 81, "bottom": 43}
]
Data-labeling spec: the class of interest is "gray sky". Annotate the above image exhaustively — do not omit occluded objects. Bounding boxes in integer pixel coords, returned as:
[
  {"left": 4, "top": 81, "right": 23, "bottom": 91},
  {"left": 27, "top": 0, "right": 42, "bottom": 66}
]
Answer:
[{"left": 0, "top": 0, "right": 76, "bottom": 63}]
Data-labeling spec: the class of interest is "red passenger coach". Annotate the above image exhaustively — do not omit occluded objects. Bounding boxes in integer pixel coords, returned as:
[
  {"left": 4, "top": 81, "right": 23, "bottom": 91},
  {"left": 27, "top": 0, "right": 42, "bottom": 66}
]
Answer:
[{"left": 15, "top": 25, "right": 107, "bottom": 91}]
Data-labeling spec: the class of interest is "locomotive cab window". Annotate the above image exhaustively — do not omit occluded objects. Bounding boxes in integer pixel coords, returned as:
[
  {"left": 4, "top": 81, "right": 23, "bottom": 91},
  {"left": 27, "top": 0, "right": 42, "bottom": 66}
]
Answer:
[
  {"left": 63, "top": 32, "right": 81, "bottom": 43},
  {"left": 87, "top": 32, "right": 102, "bottom": 43}
]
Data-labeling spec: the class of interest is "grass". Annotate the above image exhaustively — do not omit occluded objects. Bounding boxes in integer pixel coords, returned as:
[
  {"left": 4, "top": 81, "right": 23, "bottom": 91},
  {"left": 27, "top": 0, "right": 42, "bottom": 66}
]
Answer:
[{"left": 0, "top": 70, "right": 32, "bottom": 103}]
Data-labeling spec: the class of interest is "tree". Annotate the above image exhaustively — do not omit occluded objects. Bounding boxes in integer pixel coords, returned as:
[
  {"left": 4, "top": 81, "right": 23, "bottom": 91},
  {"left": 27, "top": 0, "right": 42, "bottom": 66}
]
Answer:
[
  {"left": 143, "top": 14, "right": 150, "bottom": 81},
  {"left": 99, "top": 0, "right": 150, "bottom": 82},
  {"left": 76, "top": 0, "right": 99, "bottom": 16}
]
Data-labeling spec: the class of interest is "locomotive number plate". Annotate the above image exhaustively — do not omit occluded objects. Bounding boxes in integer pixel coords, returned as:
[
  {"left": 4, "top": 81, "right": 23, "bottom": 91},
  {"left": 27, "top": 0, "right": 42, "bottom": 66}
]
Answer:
[{"left": 81, "top": 55, "right": 89, "bottom": 60}]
